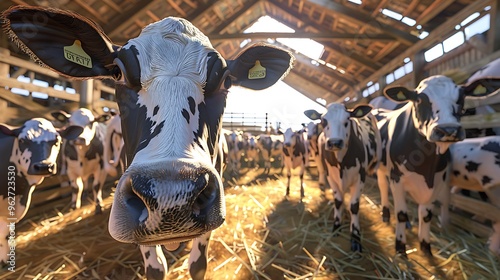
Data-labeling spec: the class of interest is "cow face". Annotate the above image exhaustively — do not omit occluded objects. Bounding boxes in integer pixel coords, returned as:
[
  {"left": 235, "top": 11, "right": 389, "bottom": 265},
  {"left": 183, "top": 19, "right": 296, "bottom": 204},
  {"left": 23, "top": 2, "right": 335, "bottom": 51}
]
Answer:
[
  {"left": 283, "top": 128, "right": 297, "bottom": 149},
  {"left": 0, "top": 118, "right": 82, "bottom": 180},
  {"left": 52, "top": 109, "right": 109, "bottom": 147},
  {"left": 307, "top": 104, "right": 371, "bottom": 151},
  {"left": 385, "top": 75, "right": 500, "bottom": 144},
  {"left": 2, "top": 6, "right": 293, "bottom": 247}
]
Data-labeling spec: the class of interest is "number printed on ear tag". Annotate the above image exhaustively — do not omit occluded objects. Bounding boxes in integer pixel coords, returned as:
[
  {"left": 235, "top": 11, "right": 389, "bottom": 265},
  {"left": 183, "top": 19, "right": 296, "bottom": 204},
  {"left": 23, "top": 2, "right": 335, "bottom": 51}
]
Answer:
[
  {"left": 64, "top": 40, "right": 92, "bottom": 68},
  {"left": 248, "top": 60, "right": 266, "bottom": 80}
]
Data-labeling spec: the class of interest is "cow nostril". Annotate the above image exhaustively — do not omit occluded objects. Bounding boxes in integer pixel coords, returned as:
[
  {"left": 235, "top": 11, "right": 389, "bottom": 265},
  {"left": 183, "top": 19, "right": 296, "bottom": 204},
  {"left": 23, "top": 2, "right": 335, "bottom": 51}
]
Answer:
[{"left": 193, "top": 174, "right": 216, "bottom": 216}]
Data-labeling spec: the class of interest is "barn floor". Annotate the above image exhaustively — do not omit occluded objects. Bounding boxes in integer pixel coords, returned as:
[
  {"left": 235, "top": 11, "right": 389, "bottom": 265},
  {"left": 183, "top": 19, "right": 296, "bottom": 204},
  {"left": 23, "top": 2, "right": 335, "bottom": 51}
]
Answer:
[{"left": 2, "top": 165, "right": 499, "bottom": 280}]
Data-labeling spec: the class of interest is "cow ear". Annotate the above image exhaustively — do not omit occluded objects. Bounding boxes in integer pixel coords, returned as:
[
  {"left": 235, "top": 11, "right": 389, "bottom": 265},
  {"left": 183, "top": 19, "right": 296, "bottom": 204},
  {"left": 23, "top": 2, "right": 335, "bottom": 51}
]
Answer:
[
  {"left": 227, "top": 43, "right": 294, "bottom": 90},
  {"left": 1, "top": 6, "right": 117, "bottom": 79},
  {"left": 94, "top": 114, "right": 111, "bottom": 123},
  {"left": 349, "top": 105, "right": 372, "bottom": 118},
  {"left": 304, "top": 109, "right": 321, "bottom": 120},
  {"left": 384, "top": 86, "right": 417, "bottom": 103},
  {"left": 58, "top": 125, "right": 83, "bottom": 140},
  {"left": 0, "top": 123, "right": 21, "bottom": 137},
  {"left": 51, "top": 111, "right": 71, "bottom": 123},
  {"left": 462, "top": 78, "right": 500, "bottom": 97}
]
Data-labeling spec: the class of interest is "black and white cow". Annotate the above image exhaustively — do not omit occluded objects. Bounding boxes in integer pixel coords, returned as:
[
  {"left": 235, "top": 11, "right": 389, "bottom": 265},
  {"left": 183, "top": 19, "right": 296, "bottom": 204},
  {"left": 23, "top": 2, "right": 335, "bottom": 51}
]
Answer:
[
  {"left": 103, "top": 114, "right": 125, "bottom": 178},
  {"left": 305, "top": 104, "right": 381, "bottom": 252},
  {"left": 1, "top": 6, "right": 294, "bottom": 279},
  {"left": 449, "top": 136, "right": 500, "bottom": 255},
  {"left": 243, "top": 133, "right": 259, "bottom": 168},
  {"left": 282, "top": 127, "right": 307, "bottom": 201},
  {"left": 0, "top": 118, "right": 81, "bottom": 265},
  {"left": 303, "top": 120, "right": 326, "bottom": 189},
  {"left": 375, "top": 75, "right": 500, "bottom": 256},
  {"left": 225, "top": 130, "right": 243, "bottom": 175},
  {"left": 52, "top": 108, "right": 110, "bottom": 214},
  {"left": 256, "top": 134, "right": 284, "bottom": 175}
]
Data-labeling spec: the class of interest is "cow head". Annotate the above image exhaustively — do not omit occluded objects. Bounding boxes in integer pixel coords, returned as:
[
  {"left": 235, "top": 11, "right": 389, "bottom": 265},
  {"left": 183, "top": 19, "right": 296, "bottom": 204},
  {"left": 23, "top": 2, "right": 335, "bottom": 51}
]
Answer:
[
  {"left": 283, "top": 127, "right": 299, "bottom": 151},
  {"left": 104, "top": 114, "right": 124, "bottom": 177},
  {"left": 385, "top": 75, "right": 500, "bottom": 145},
  {"left": 52, "top": 108, "right": 110, "bottom": 147},
  {"left": 0, "top": 118, "right": 82, "bottom": 181},
  {"left": 1, "top": 6, "right": 294, "bottom": 247},
  {"left": 305, "top": 104, "right": 371, "bottom": 151}
]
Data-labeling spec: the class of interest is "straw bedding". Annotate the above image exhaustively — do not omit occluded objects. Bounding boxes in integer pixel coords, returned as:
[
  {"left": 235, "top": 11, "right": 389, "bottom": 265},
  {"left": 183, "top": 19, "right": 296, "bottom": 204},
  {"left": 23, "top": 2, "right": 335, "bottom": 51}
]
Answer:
[{"left": 3, "top": 166, "right": 499, "bottom": 279}]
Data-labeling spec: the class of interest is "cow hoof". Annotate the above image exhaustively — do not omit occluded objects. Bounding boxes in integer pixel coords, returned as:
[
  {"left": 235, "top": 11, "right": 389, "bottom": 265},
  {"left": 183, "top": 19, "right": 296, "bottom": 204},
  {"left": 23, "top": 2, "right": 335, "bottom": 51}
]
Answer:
[
  {"left": 396, "top": 240, "right": 407, "bottom": 256},
  {"left": 95, "top": 205, "right": 103, "bottom": 215},
  {"left": 332, "top": 224, "right": 341, "bottom": 235},
  {"left": 420, "top": 241, "right": 433, "bottom": 256},
  {"left": 350, "top": 240, "right": 362, "bottom": 253}
]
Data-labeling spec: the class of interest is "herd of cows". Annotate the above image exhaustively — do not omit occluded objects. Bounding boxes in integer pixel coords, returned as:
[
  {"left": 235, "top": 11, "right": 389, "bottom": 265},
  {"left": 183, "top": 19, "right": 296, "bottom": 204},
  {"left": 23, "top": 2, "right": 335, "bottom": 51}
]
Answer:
[{"left": 1, "top": 5, "right": 500, "bottom": 280}]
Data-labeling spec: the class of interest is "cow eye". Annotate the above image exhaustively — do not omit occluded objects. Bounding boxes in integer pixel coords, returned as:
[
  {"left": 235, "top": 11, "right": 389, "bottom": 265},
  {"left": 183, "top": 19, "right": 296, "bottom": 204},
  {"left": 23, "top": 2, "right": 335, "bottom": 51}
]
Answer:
[
  {"left": 222, "top": 76, "right": 232, "bottom": 90},
  {"left": 344, "top": 122, "right": 348, "bottom": 127},
  {"left": 321, "top": 118, "right": 328, "bottom": 127}
]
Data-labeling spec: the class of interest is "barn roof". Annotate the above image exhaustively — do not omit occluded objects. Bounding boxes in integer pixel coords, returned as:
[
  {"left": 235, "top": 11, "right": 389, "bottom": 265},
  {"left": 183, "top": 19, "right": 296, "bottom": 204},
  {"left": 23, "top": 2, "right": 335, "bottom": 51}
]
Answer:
[{"left": 0, "top": 0, "right": 483, "bottom": 105}]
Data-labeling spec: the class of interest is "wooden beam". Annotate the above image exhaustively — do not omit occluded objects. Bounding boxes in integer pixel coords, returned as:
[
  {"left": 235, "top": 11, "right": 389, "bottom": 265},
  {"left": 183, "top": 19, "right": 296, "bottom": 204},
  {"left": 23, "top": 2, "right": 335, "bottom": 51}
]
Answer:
[
  {"left": 306, "top": 0, "right": 418, "bottom": 45},
  {"left": 359, "top": 1, "right": 490, "bottom": 90},
  {"left": 209, "top": 0, "right": 261, "bottom": 34},
  {"left": 208, "top": 32, "right": 396, "bottom": 41},
  {"left": 416, "top": 0, "right": 456, "bottom": 26},
  {"left": 266, "top": 1, "right": 382, "bottom": 71},
  {"left": 283, "top": 71, "right": 335, "bottom": 105},
  {"left": 107, "top": 0, "right": 159, "bottom": 38},
  {"left": 0, "top": 76, "right": 80, "bottom": 102},
  {"left": 0, "top": 88, "right": 58, "bottom": 120}
]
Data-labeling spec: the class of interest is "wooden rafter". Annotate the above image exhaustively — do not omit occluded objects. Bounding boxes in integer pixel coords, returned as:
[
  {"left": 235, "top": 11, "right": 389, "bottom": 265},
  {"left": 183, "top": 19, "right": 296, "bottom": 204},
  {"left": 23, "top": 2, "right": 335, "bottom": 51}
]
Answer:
[
  {"left": 208, "top": 32, "right": 397, "bottom": 41},
  {"left": 306, "top": 0, "right": 419, "bottom": 45}
]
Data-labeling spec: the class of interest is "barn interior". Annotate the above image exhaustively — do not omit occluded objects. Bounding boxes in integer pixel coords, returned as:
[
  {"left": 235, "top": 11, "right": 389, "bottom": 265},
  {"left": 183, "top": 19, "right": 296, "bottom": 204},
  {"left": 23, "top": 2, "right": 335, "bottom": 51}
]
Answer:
[{"left": 1, "top": 0, "right": 500, "bottom": 279}]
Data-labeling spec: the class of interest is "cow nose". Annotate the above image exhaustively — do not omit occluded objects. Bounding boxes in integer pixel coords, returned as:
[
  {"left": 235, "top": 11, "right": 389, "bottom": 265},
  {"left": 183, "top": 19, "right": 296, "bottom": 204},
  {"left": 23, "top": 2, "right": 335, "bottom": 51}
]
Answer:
[
  {"left": 430, "top": 125, "right": 465, "bottom": 142},
  {"left": 285, "top": 143, "right": 291, "bottom": 147},
  {"left": 109, "top": 161, "right": 225, "bottom": 245},
  {"left": 32, "top": 162, "right": 56, "bottom": 175},
  {"left": 326, "top": 139, "right": 343, "bottom": 150}
]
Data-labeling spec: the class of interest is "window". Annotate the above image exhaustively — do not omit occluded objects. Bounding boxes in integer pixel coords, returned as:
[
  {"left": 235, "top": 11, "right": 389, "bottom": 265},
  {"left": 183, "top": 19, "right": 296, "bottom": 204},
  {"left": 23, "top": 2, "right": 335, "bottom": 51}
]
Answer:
[
  {"left": 465, "top": 14, "right": 490, "bottom": 39},
  {"left": 443, "top": 32, "right": 465, "bottom": 53},
  {"left": 424, "top": 44, "right": 444, "bottom": 62},
  {"left": 386, "top": 73, "right": 395, "bottom": 84}
]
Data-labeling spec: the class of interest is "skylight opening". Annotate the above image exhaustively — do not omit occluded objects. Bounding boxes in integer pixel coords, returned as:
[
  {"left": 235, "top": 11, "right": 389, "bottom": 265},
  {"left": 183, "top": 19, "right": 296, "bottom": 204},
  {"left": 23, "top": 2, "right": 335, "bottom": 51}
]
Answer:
[
  {"left": 419, "top": 31, "right": 429, "bottom": 39},
  {"left": 244, "top": 16, "right": 324, "bottom": 60},
  {"left": 382, "top": 9, "right": 403, "bottom": 21},
  {"left": 401, "top": 17, "right": 416, "bottom": 26},
  {"left": 348, "top": 0, "right": 362, "bottom": 4},
  {"left": 460, "top": 12, "right": 480, "bottom": 27}
]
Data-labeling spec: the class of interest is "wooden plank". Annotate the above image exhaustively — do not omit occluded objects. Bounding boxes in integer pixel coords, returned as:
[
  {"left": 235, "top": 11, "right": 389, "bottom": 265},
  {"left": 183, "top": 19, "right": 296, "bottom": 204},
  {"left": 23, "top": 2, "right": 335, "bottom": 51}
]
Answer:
[
  {"left": 0, "top": 76, "right": 80, "bottom": 102},
  {"left": 0, "top": 88, "right": 56, "bottom": 119},
  {"left": 0, "top": 50, "right": 61, "bottom": 79},
  {"left": 461, "top": 112, "right": 500, "bottom": 129},
  {"left": 450, "top": 193, "right": 500, "bottom": 223},
  {"left": 449, "top": 212, "right": 493, "bottom": 238}
]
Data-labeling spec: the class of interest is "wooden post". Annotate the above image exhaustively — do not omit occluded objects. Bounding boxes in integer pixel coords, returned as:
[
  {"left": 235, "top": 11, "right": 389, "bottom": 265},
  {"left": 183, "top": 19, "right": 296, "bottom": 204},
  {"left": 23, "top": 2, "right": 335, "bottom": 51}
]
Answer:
[
  {"left": 411, "top": 50, "right": 427, "bottom": 88},
  {"left": 489, "top": 0, "right": 500, "bottom": 53},
  {"left": 79, "top": 79, "right": 94, "bottom": 110},
  {"left": 0, "top": 48, "right": 9, "bottom": 121}
]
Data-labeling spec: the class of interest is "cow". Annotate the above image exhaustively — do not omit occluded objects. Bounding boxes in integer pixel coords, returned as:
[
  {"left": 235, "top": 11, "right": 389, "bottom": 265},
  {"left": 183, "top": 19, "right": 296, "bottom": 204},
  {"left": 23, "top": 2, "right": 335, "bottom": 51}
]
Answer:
[
  {"left": 103, "top": 114, "right": 125, "bottom": 178},
  {"left": 0, "top": 118, "right": 81, "bottom": 266},
  {"left": 303, "top": 120, "right": 326, "bottom": 190},
  {"left": 305, "top": 103, "right": 381, "bottom": 252},
  {"left": 449, "top": 136, "right": 500, "bottom": 255},
  {"left": 243, "top": 134, "right": 259, "bottom": 168},
  {"left": 374, "top": 75, "right": 500, "bottom": 256},
  {"left": 51, "top": 108, "right": 110, "bottom": 214},
  {"left": 282, "top": 127, "right": 307, "bottom": 202},
  {"left": 225, "top": 130, "right": 243, "bottom": 176},
  {"left": 1, "top": 6, "right": 294, "bottom": 279},
  {"left": 256, "top": 134, "right": 284, "bottom": 175}
]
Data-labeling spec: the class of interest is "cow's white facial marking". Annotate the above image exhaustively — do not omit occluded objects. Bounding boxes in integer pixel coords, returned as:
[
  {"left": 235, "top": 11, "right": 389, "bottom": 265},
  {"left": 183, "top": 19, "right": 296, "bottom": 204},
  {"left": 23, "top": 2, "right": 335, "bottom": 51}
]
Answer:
[
  {"left": 412, "top": 76, "right": 464, "bottom": 145},
  {"left": 322, "top": 103, "right": 351, "bottom": 145},
  {"left": 68, "top": 108, "right": 96, "bottom": 146}
]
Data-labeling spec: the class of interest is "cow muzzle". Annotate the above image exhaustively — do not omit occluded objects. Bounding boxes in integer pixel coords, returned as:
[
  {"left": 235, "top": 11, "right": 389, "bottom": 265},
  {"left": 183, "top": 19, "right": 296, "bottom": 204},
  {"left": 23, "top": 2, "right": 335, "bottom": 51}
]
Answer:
[
  {"left": 28, "top": 161, "right": 56, "bottom": 175},
  {"left": 109, "top": 159, "right": 225, "bottom": 246},
  {"left": 429, "top": 124, "right": 465, "bottom": 142},
  {"left": 325, "top": 138, "right": 344, "bottom": 151}
]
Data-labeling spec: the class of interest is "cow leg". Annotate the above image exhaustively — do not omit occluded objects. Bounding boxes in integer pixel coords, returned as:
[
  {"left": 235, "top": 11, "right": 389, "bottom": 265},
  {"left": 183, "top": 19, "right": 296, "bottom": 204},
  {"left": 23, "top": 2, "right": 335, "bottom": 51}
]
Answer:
[
  {"left": 316, "top": 155, "right": 326, "bottom": 195},
  {"left": 285, "top": 167, "right": 291, "bottom": 198},
  {"left": 391, "top": 182, "right": 409, "bottom": 255},
  {"left": 299, "top": 163, "right": 305, "bottom": 202},
  {"left": 349, "top": 182, "right": 363, "bottom": 252},
  {"left": 377, "top": 170, "right": 391, "bottom": 223},
  {"left": 140, "top": 245, "right": 167, "bottom": 280},
  {"left": 71, "top": 177, "right": 84, "bottom": 209},
  {"left": 189, "top": 232, "right": 211, "bottom": 280},
  {"left": 488, "top": 222, "right": 500, "bottom": 255},
  {"left": 327, "top": 176, "right": 344, "bottom": 234},
  {"left": 92, "top": 170, "right": 107, "bottom": 214},
  {"left": 418, "top": 203, "right": 434, "bottom": 256}
]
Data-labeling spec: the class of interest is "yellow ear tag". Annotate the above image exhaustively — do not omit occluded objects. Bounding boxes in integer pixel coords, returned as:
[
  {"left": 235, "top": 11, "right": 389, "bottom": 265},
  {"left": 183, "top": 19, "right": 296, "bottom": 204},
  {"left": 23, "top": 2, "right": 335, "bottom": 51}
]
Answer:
[
  {"left": 64, "top": 40, "right": 92, "bottom": 69},
  {"left": 248, "top": 60, "right": 266, "bottom": 80},
  {"left": 473, "top": 84, "right": 487, "bottom": 95},
  {"left": 396, "top": 90, "right": 406, "bottom": 100}
]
